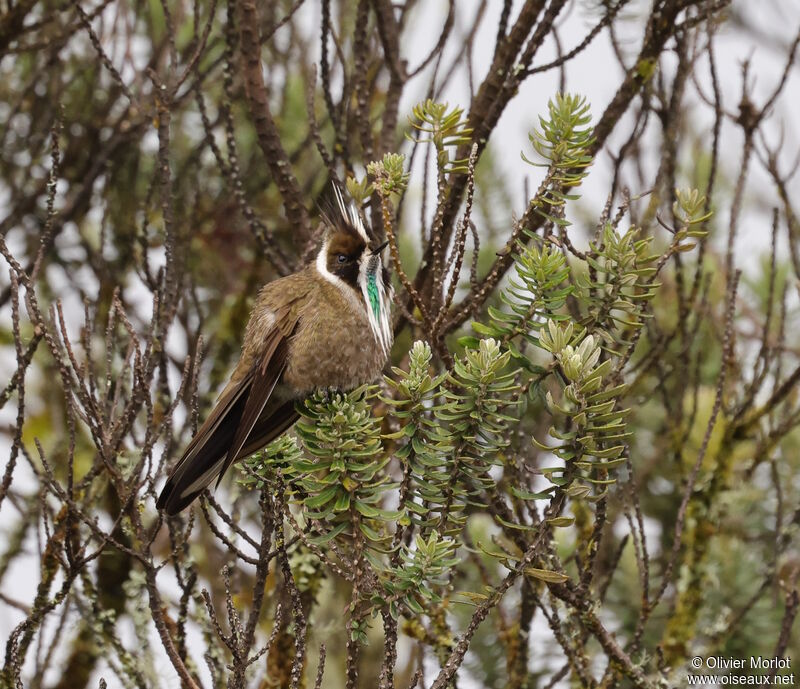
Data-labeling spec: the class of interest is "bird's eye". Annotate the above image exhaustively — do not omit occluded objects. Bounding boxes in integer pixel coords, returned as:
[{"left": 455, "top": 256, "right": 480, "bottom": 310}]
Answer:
[{"left": 337, "top": 254, "right": 347, "bottom": 264}]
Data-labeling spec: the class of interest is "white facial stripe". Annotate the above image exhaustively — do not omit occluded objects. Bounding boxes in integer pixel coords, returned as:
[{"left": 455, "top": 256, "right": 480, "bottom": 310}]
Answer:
[{"left": 316, "top": 239, "right": 366, "bottom": 314}]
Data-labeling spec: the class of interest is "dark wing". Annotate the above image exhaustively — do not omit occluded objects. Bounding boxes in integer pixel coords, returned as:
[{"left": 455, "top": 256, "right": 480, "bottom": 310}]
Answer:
[
  {"left": 234, "top": 399, "right": 299, "bottom": 461},
  {"left": 157, "top": 311, "right": 299, "bottom": 515},
  {"left": 218, "top": 332, "right": 287, "bottom": 483}
]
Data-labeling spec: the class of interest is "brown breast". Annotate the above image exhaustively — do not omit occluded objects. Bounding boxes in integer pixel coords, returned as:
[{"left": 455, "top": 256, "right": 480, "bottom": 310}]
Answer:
[{"left": 282, "top": 273, "right": 388, "bottom": 394}]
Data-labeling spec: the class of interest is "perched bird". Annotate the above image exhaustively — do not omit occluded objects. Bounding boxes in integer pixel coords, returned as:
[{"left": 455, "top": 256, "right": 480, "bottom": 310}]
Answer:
[{"left": 157, "top": 188, "right": 393, "bottom": 514}]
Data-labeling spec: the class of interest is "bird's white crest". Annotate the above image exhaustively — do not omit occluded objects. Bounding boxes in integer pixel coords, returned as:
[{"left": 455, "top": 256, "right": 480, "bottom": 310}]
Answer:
[{"left": 332, "top": 184, "right": 370, "bottom": 243}]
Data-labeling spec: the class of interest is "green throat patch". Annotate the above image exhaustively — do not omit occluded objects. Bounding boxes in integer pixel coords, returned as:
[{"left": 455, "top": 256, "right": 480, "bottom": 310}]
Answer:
[{"left": 367, "top": 272, "right": 380, "bottom": 318}]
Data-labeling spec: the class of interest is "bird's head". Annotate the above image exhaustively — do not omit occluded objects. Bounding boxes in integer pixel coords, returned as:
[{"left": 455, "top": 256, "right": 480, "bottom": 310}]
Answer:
[
  {"left": 316, "top": 186, "right": 393, "bottom": 354},
  {"left": 319, "top": 188, "right": 388, "bottom": 285}
]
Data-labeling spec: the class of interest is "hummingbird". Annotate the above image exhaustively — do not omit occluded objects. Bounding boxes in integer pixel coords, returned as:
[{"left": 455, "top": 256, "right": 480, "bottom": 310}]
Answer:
[{"left": 157, "top": 187, "right": 393, "bottom": 514}]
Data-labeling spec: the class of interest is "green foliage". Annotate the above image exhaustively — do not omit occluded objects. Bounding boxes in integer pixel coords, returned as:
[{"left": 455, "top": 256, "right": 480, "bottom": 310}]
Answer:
[
  {"left": 238, "top": 433, "right": 304, "bottom": 488},
  {"left": 290, "top": 387, "right": 401, "bottom": 548},
  {"left": 367, "top": 152, "right": 409, "bottom": 196},
  {"left": 579, "top": 223, "right": 659, "bottom": 348},
  {"left": 345, "top": 174, "right": 374, "bottom": 205},
  {"left": 472, "top": 242, "right": 572, "bottom": 355},
  {"left": 407, "top": 99, "right": 473, "bottom": 174},
  {"left": 524, "top": 93, "right": 594, "bottom": 171},
  {"left": 522, "top": 93, "right": 594, "bottom": 221},
  {"left": 673, "top": 187, "right": 713, "bottom": 227},
  {"left": 380, "top": 532, "right": 459, "bottom": 618},
  {"left": 383, "top": 341, "right": 451, "bottom": 530},
  {"left": 536, "top": 320, "right": 630, "bottom": 494},
  {"left": 384, "top": 339, "right": 521, "bottom": 535},
  {"left": 436, "top": 339, "right": 521, "bottom": 531}
]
